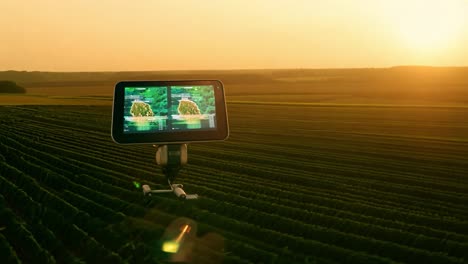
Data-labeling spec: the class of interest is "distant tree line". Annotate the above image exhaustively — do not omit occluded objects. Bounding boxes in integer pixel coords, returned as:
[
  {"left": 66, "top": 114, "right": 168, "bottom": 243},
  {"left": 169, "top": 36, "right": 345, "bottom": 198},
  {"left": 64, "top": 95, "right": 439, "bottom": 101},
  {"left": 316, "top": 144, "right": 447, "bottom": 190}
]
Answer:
[{"left": 0, "top": 81, "right": 25, "bottom": 93}]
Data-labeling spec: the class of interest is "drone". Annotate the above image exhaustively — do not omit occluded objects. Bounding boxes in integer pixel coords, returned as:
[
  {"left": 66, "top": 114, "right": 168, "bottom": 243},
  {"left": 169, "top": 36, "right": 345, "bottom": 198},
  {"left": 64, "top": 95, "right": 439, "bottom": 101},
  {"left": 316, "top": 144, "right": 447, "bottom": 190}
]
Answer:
[
  {"left": 111, "top": 80, "right": 229, "bottom": 201},
  {"left": 141, "top": 144, "right": 198, "bottom": 200}
]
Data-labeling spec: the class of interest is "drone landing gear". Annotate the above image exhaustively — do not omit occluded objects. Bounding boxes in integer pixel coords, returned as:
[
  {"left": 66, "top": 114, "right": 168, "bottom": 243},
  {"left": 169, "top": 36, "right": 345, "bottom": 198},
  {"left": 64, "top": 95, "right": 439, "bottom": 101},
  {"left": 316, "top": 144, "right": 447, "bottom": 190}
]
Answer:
[
  {"left": 142, "top": 144, "right": 198, "bottom": 200},
  {"left": 142, "top": 179, "right": 198, "bottom": 200}
]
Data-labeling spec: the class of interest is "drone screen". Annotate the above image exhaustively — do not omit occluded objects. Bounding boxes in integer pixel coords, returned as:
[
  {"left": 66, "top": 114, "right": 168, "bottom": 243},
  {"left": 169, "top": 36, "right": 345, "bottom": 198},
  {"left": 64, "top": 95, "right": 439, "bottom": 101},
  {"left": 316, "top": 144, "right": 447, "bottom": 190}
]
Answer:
[{"left": 123, "top": 85, "right": 217, "bottom": 134}]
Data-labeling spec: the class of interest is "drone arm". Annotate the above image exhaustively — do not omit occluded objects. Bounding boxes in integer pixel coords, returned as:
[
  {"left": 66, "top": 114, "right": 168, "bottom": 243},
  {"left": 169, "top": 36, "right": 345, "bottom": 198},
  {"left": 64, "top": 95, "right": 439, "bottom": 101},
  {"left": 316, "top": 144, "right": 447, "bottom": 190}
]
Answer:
[
  {"left": 185, "top": 194, "right": 199, "bottom": 200},
  {"left": 150, "top": 190, "right": 173, "bottom": 194}
]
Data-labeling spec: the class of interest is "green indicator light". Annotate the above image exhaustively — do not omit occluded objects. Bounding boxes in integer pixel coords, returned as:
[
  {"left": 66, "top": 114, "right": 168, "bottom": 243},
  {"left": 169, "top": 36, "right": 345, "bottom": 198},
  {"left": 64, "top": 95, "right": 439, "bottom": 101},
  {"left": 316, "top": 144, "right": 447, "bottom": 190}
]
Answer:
[{"left": 133, "top": 181, "right": 141, "bottom": 189}]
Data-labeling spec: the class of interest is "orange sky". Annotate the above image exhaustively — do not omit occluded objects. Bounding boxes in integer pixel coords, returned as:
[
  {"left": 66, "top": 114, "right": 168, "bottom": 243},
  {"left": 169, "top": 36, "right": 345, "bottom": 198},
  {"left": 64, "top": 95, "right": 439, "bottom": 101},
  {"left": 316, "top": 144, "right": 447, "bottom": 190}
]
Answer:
[{"left": 1, "top": 0, "right": 467, "bottom": 71}]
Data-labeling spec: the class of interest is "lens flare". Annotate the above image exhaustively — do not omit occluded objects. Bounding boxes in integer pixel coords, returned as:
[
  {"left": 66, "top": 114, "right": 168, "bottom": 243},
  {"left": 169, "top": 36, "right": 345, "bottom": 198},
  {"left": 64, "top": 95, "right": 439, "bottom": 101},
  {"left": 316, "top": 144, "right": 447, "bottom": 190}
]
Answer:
[
  {"left": 161, "top": 224, "right": 191, "bottom": 253},
  {"left": 162, "top": 241, "right": 180, "bottom": 253}
]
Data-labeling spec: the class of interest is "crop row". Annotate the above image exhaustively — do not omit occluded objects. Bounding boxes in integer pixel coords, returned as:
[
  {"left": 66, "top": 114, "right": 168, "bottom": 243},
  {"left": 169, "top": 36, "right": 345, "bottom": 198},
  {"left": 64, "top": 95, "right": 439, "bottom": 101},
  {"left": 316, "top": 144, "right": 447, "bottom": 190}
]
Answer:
[
  {"left": 0, "top": 129, "right": 387, "bottom": 262},
  {"left": 0, "top": 139, "right": 310, "bottom": 262},
  {"left": 3, "top": 128, "right": 460, "bottom": 241},
  {"left": 1, "top": 134, "right": 467, "bottom": 263},
  {"left": 4, "top": 122, "right": 468, "bottom": 231},
  {"left": 2, "top": 105, "right": 468, "bottom": 263},
  {"left": 8, "top": 113, "right": 463, "bottom": 208},
  {"left": 11, "top": 120, "right": 464, "bottom": 223},
  {"left": 1, "top": 127, "right": 466, "bottom": 244}
]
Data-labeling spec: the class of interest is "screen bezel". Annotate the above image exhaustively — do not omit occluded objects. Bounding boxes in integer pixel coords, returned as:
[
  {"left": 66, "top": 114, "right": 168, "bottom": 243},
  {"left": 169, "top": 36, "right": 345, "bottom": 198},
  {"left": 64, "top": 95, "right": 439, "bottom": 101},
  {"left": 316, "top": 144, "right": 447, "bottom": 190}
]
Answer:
[{"left": 112, "top": 80, "right": 229, "bottom": 144}]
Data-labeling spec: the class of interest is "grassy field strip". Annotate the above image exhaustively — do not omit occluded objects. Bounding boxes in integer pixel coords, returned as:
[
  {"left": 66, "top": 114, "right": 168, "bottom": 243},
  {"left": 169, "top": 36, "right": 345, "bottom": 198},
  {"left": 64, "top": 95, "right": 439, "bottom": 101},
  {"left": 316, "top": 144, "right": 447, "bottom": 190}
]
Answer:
[
  {"left": 2, "top": 122, "right": 314, "bottom": 183},
  {"left": 187, "top": 153, "right": 468, "bottom": 208},
  {"left": 0, "top": 162, "right": 124, "bottom": 263},
  {"left": 229, "top": 105, "right": 468, "bottom": 140},
  {"left": 201, "top": 136, "right": 468, "bottom": 159},
  {"left": 4, "top": 114, "right": 468, "bottom": 220},
  {"left": 195, "top": 146, "right": 468, "bottom": 191},
  {"left": 191, "top": 200, "right": 468, "bottom": 262},
  {"left": 304, "top": 129, "right": 468, "bottom": 145},
  {"left": 0, "top": 133, "right": 157, "bottom": 190},
  {"left": 14, "top": 130, "right": 319, "bottom": 206},
  {"left": 3, "top": 121, "right": 468, "bottom": 225},
  {"left": 4, "top": 115, "right": 111, "bottom": 139},
  {"left": 21, "top": 116, "right": 464, "bottom": 174},
  {"left": 6, "top": 130, "right": 468, "bottom": 241},
  {"left": 0, "top": 95, "right": 112, "bottom": 105},
  {"left": 33, "top": 127, "right": 468, "bottom": 205},
  {"left": 182, "top": 166, "right": 468, "bottom": 219},
  {"left": 4, "top": 160, "right": 330, "bottom": 264},
  {"left": 229, "top": 132, "right": 468, "bottom": 173},
  {"left": 0, "top": 131, "right": 159, "bottom": 200},
  {"left": 0, "top": 193, "right": 59, "bottom": 263},
  {"left": 210, "top": 144, "right": 464, "bottom": 188},
  {"left": 2, "top": 104, "right": 468, "bottom": 263},
  {"left": 227, "top": 101, "right": 468, "bottom": 108},
  {"left": 181, "top": 178, "right": 468, "bottom": 243},
  {"left": 181, "top": 173, "right": 468, "bottom": 234},
  {"left": 0, "top": 173, "right": 278, "bottom": 264},
  {"left": 188, "top": 157, "right": 468, "bottom": 217},
  {"left": 0, "top": 129, "right": 318, "bottom": 211},
  {"left": 191, "top": 196, "right": 468, "bottom": 263},
  {"left": 231, "top": 131, "right": 468, "bottom": 157},
  {"left": 240, "top": 123, "right": 468, "bottom": 142},
  {"left": 0, "top": 129, "right": 318, "bottom": 218},
  {"left": 189, "top": 156, "right": 468, "bottom": 220},
  {"left": 191, "top": 144, "right": 468, "bottom": 190},
  {"left": 230, "top": 125, "right": 468, "bottom": 144},
  {"left": 12, "top": 105, "right": 466, "bottom": 169},
  {"left": 3, "top": 121, "right": 468, "bottom": 258},
  {"left": 0, "top": 143, "right": 304, "bottom": 262},
  {"left": 37, "top": 132, "right": 468, "bottom": 223},
  {"left": 183, "top": 167, "right": 468, "bottom": 223},
  {"left": 266, "top": 118, "right": 468, "bottom": 130}
]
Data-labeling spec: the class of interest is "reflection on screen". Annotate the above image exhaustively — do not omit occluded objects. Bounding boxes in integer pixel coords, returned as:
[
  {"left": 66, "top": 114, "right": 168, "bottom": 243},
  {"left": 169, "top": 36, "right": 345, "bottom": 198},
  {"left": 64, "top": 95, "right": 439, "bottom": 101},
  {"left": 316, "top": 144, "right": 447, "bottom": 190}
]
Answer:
[{"left": 123, "top": 85, "right": 217, "bottom": 133}]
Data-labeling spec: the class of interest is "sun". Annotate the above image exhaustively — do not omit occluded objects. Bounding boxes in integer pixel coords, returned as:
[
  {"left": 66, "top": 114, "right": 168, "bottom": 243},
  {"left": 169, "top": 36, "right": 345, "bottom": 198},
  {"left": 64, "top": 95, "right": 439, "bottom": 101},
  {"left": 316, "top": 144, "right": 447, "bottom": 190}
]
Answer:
[{"left": 382, "top": 0, "right": 467, "bottom": 53}]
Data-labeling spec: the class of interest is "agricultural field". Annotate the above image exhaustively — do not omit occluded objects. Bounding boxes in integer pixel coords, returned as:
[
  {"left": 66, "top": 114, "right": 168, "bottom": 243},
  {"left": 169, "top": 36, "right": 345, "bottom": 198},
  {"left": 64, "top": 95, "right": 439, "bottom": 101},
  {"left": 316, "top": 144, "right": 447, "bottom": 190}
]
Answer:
[{"left": 1, "top": 68, "right": 468, "bottom": 263}]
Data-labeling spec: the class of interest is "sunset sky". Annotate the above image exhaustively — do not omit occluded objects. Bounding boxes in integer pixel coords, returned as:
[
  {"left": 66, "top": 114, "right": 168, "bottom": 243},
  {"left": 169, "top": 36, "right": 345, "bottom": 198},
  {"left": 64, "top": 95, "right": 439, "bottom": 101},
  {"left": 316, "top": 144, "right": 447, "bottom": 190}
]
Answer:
[{"left": 1, "top": 0, "right": 467, "bottom": 71}]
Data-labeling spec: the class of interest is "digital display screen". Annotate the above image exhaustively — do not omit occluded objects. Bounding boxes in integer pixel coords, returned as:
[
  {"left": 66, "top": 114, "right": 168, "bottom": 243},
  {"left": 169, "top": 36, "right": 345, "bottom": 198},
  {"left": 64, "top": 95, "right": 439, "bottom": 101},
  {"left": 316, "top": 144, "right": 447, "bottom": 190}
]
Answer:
[{"left": 123, "top": 85, "right": 217, "bottom": 134}]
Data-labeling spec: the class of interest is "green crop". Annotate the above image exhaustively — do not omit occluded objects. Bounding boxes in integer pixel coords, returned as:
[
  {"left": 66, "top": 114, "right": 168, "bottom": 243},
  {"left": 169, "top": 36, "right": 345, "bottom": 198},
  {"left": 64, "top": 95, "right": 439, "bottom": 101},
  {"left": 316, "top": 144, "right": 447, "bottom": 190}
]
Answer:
[{"left": 0, "top": 104, "right": 467, "bottom": 264}]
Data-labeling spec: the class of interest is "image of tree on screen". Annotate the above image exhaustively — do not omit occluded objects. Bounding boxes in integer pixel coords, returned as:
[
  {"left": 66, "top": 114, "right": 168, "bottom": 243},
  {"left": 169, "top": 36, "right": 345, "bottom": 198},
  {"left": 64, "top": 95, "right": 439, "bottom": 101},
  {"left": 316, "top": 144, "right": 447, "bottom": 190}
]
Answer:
[
  {"left": 171, "top": 86, "right": 215, "bottom": 116},
  {"left": 178, "top": 99, "right": 201, "bottom": 115},
  {"left": 125, "top": 87, "right": 168, "bottom": 116},
  {"left": 170, "top": 86, "right": 216, "bottom": 130},
  {"left": 131, "top": 101, "right": 154, "bottom": 117},
  {"left": 124, "top": 87, "right": 168, "bottom": 132}
]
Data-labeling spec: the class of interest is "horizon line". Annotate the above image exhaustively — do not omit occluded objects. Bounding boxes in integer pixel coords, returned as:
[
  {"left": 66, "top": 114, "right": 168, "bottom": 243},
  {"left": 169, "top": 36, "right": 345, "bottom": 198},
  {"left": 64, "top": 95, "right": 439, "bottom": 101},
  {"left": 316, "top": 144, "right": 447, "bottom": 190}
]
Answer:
[{"left": 2, "top": 65, "right": 468, "bottom": 73}]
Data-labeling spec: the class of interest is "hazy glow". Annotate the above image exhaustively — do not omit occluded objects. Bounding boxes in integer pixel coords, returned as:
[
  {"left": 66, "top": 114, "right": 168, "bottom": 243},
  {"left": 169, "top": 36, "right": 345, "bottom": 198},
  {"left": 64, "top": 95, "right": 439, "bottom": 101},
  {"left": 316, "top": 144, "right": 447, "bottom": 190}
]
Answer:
[
  {"left": 381, "top": 1, "right": 467, "bottom": 53},
  {"left": 1, "top": 0, "right": 467, "bottom": 71}
]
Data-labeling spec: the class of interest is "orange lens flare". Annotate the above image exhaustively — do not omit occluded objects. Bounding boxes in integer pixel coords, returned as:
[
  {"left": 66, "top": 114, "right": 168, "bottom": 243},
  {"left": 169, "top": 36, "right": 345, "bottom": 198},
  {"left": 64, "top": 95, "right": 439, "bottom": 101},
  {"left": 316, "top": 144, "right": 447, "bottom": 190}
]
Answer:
[{"left": 161, "top": 224, "right": 192, "bottom": 253}]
